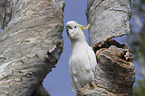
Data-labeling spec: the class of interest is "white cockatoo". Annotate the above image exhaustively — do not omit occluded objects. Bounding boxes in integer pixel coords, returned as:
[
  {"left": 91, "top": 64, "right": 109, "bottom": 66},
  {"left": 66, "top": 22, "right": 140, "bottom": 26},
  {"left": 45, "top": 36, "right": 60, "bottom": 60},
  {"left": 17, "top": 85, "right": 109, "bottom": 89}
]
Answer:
[{"left": 66, "top": 21, "right": 97, "bottom": 94}]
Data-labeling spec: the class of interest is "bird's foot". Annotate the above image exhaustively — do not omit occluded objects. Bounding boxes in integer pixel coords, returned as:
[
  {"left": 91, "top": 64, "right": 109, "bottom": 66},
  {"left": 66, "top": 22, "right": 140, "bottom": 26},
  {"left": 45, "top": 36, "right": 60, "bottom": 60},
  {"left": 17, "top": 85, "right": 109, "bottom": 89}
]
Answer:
[
  {"left": 76, "top": 89, "right": 83, "bottom": 96},
  {"left": 88, "top": 81, "right": 97, "bottom": 89},
  {"left": 88, "top": 81, "right": 93, "bottom": 88}
]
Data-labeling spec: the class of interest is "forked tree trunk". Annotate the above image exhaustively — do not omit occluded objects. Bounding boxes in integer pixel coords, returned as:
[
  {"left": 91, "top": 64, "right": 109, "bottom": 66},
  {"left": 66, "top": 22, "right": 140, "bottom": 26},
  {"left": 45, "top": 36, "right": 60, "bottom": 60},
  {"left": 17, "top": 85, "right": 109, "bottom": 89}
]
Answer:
[
  {"left": 79, "top": 0, "right": 135, "bottom": 96},
  {"left": 0, "top": 0, "right": 135, "bottom": 96},
  {"left": 0, "top": 0, "right": 64, "bottom": 96}
]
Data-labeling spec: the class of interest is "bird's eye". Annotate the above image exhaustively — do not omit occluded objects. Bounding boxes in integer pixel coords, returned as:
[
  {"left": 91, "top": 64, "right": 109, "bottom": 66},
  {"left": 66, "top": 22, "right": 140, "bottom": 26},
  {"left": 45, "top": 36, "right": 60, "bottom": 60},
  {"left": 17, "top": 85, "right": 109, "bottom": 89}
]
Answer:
[{"left": 74, "top": 26, "right": 77, "bottom": 28}]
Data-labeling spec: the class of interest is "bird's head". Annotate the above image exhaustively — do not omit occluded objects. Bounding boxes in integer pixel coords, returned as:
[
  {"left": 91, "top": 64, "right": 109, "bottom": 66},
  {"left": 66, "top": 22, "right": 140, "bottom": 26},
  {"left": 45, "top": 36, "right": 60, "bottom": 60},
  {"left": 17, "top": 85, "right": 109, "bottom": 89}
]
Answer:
[{"left": 66, "top": 21, "right": 90, "bottom": 40}]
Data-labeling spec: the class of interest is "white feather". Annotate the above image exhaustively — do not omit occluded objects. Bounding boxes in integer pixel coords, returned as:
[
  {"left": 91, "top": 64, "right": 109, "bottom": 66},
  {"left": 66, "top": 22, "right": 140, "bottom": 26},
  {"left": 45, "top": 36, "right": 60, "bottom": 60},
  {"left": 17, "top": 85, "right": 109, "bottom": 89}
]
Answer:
[{"left": 66, "top": 21, "right": 97, "bottom": 93}]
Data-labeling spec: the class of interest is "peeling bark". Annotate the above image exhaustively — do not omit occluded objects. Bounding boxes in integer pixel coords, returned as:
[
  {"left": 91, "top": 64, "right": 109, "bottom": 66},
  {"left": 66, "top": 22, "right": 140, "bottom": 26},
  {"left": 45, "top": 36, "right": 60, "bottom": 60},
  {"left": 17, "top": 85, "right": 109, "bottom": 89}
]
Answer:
[{"left": 0, "top": 0, "right": 65, "bottom": 96}]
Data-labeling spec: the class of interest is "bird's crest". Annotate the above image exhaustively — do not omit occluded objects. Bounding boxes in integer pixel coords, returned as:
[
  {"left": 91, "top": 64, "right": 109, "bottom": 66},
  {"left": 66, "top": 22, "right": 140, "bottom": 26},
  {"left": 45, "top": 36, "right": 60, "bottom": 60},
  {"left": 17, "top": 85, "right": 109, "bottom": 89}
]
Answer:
[{"left": 77, "top": 24, "right": 90, "bottom": 30}]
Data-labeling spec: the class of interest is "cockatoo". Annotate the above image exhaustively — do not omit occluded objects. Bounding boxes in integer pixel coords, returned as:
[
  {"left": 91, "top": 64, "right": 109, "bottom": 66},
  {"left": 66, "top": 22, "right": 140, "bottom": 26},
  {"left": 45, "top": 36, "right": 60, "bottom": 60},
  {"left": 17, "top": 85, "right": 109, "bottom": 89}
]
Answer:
[{"left": 66, "top": 21, "right": 97, "bottom": 94}]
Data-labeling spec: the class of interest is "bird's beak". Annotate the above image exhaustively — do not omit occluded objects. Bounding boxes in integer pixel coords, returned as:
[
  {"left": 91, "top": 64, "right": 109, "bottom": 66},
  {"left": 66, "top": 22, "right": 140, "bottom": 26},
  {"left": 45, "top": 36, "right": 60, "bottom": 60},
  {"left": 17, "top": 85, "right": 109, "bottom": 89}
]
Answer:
[
  {"left": 66, "top": 26, "right": 72, "bottom": 35},
  {"left": 66, "top": 26, "right": 69, "bottom": 33}
]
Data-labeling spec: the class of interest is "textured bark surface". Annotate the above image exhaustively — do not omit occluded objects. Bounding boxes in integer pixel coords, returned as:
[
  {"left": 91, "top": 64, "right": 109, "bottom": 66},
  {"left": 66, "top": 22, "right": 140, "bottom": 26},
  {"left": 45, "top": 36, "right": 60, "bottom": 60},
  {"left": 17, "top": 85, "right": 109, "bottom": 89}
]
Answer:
[
  {"left": 31, "top": 83, "right": 50, "bottom": 96},
  {"left": 0, "top": 0, "right": 64, "bottom": 96},
  {"left": 79, "top": 39, "right": 135, "bottom": 96},
  {"left": 86, "top": 0, "right": 131, "bottom": 47},
  {"left": 79, "top": 0, "right": 135, "bottom": 96}
]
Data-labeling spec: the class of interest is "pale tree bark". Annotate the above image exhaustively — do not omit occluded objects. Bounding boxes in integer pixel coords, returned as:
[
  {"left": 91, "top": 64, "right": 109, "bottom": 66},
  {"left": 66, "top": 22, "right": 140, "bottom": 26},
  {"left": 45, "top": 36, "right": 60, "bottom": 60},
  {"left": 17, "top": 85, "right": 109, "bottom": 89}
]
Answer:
[
  {"left": 0, "top": 0, "right": 64, "bottom": 96},
  {"left": 79, "top": 0, "right": 135, "bottom": 96}
]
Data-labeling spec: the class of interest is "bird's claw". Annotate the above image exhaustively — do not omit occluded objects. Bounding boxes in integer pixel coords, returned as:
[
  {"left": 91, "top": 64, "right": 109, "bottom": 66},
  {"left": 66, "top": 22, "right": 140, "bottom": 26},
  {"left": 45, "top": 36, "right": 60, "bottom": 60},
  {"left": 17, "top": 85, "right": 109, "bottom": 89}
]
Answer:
[
  {"left": 88, "top": 81, "right": 97, "bottom": 89},
  {"left": 88, "top": 81, "right": 94, "bottom": 88},
  {"left": 77, "top": 89, "right": 82, "bottom": 96}
]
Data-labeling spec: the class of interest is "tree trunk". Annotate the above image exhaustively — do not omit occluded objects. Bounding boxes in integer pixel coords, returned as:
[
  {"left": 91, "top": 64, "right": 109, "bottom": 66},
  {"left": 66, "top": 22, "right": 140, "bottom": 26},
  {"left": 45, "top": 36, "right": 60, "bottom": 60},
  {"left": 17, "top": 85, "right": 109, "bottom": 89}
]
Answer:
[
  {"left": 79, "top": 0, "right": 135, "bottom": 96},
  {"left": 0, "top": 0, "right": 64, "bottom": 96}
]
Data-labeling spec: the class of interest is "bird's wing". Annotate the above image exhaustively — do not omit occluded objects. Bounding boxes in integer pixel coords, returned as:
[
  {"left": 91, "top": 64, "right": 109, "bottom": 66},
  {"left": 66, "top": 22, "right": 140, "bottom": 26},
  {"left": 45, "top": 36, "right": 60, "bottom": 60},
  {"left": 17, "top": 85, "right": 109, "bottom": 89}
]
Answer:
[
  {"left": 87, "top": 46, "right": 97, "bottom": 73},
  {"left": 69, "top": 58, "right": 82, "bottom": 93}
]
